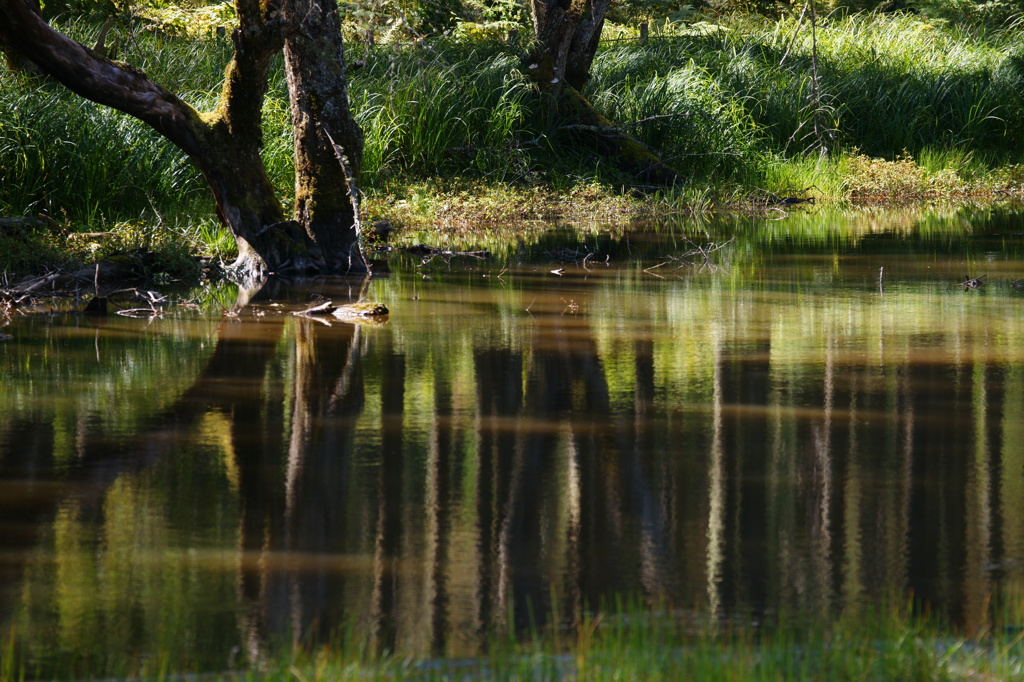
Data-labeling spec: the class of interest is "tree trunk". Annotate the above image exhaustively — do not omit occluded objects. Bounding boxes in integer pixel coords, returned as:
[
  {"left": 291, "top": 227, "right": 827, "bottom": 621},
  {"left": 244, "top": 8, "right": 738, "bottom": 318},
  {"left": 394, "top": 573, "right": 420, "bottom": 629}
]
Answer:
[
  {"left": 525, "top": 0, "right": 677, "bottom": 184},
  {"left": 282, "top": 0, "right": 368, "bottom": 274},
  {"left": 528, "top": 0, "right": 609, "bottom": 96}
]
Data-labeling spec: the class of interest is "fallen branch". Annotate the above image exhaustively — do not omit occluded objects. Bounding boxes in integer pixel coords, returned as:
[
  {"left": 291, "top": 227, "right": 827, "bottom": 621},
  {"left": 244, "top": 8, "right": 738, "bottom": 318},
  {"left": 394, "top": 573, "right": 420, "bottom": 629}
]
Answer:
[
  {"left": 116, "top": 307, "right": 164, "bottom": 318},
  {"left": 644, "top": 238, "right": 735, "bottom": 275},
  {"left": 403, "top": 244, "right": 490, "bottom": 258},
  {"left": 961, "top": 274, "right": 986, "bottom": 290},
  {"left": 0, "top": 215, "right": 60, "bottom": 230},
  {"left": 293, "top": 301, "right": 337, "bottom": 317},
  {"left": 560, "top": 113, "right": 697, "bottom": 137}
]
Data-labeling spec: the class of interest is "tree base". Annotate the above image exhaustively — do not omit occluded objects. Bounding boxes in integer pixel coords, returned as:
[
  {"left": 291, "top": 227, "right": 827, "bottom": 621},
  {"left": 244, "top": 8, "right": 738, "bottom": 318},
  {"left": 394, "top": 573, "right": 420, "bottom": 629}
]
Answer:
[
  {"left": 225, "top": 229, "right": 370, "bottom": 289},
  {"left": 557, "top": 86, "right": 679, "bottom": 186}
]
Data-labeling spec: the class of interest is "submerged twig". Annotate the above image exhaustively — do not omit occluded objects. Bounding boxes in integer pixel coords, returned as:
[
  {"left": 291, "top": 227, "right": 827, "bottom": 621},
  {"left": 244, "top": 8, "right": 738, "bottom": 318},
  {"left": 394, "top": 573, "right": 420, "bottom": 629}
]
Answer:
[
  {"left": 403, "top": 244, "right": 490, "bottom": 259},
  {"left": 645, "top": 238, "right": 735, "bottom": 275},
  {"left": 961, "top": 274, "right": 986, "bottom": 290},
  {"left": 294, "top": 300, "right": 338, "bottom": 317},
  {"left": 545, "top": 247, "right": 608, "bottom": 266}
]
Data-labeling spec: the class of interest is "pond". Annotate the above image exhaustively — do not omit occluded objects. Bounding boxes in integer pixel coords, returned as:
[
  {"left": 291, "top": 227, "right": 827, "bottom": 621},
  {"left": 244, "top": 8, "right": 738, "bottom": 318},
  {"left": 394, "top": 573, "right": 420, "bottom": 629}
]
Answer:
[{"left": 2, "top": 204, "right": 1024, "bottom": 674}]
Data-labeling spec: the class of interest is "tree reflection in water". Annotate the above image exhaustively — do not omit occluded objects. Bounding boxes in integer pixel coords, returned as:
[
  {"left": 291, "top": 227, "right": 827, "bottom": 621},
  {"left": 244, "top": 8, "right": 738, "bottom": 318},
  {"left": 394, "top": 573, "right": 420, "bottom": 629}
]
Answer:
[{"left": 3, "top": 221, "right": 1024, "bottom": 672}]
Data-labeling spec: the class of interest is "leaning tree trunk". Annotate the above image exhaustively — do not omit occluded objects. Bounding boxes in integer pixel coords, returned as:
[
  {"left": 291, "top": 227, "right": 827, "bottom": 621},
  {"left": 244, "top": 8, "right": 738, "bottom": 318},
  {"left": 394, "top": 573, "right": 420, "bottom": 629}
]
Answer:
[
  {"left": 281, "top": 0, "right": 368, "bottom": 274},
  {"left": 0, "top": 0, "right": 339, "bottom": 284},
  {"left": 526, "top": 0, "right": 677, "bottom": 184}
]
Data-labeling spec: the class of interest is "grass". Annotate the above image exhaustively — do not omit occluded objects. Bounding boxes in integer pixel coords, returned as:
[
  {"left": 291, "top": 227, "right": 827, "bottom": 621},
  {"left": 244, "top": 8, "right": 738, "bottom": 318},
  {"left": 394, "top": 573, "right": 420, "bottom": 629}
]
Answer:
[
  {"left": 258, "top": 599, "right": 1024, "bottom": 680},
  {"left": 350, "top": 44, "right": 539, "bottom": 184},
  {"left": 4, "top": 594, "right": 1023, "bottom": 680},
  {"left": 658, "top": 12, "right": 1024, "bottom": 160},
  {"left": 3, "top": 11, "right": 1024, "bottom": 279},
  {"left": 0, "top": 217, "right": 217, "bottom": 285}
]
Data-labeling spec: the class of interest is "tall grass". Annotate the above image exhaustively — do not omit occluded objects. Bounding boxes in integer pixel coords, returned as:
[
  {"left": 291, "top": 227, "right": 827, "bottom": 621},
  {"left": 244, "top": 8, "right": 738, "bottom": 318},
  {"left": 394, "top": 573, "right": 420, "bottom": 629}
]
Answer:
[
  {"left": 0, "top": 75, "right": 208, "bottom": 226},
  {"left": 620, "top": 13, "right": 1024, "bottom": 162},
  {"left": 0, "top": 18, "right": 224, "bottom": 229},
  {"left": 3, "top": 11, "right": 1024, "bottom": 242},
  {"left": 280, "top": 596, "right": 1024, "bottom": 680},
  {"left": 586, "top": 56, "right": 764, "bottom": 182},
  {"left": 348, "top": 41, "right": 540, "bottom": 184},
  {"left": 7, "top": 593, "right": 1019, "bottom": 680}
]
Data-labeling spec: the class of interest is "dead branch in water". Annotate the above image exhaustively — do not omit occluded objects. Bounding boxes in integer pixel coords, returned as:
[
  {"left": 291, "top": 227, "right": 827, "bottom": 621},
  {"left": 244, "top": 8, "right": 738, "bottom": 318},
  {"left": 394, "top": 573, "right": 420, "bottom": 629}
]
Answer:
[
  {"left": 644, "top": 237, "right": 735, "bottom": 276},
  {"left": 293, "top": 300, "right": 338, "bottom": 317},
  {"left": 961, "top": 274, "right": 986, "bottom": 290},
  {"left": 545, "top": 247, "right": 610, "bottom": 269}
]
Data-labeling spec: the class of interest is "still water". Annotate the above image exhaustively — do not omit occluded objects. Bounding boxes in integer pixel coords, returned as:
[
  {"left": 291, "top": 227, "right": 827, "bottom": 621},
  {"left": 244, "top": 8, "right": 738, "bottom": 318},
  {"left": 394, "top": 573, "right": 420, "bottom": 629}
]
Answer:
[{"left": 3, "top": 205, "right": 1024, "bottom": 672}]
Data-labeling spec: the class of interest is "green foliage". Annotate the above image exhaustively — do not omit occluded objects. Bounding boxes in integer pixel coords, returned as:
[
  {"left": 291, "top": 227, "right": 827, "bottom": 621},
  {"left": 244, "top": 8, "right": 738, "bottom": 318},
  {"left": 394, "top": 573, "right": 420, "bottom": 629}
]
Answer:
[
  {"left": 137, "top": 2, "right": 237, "bottom": 37},
  {"left": 607, "top": 0, "right": 695, "bottom": 25},
  {"left": 910, "top": 0, "right": 1024, "bottom": 30},
  {"left": 0, "top": 73, "right": 210, "bottom": 229},
  {"left": 340, "top": 0, "right": 464, "bottom": 40},
  {"left": 460, "top": 0, "right": 529, "bottom": 25},
  {"left": 5, "top": 10, "right": 1024, "bottom": 277},
  {"left": 349, "top": 43, "right": 539, "bottom": 183},
  {"left": 588, "top": 45, "right": 763, "bottom": 182},
  {"left": 451, "top": 0, "right": 528, "bottom": 43},
  {"left": 39, "top": 0, "right": 122, "bottom": 21}
]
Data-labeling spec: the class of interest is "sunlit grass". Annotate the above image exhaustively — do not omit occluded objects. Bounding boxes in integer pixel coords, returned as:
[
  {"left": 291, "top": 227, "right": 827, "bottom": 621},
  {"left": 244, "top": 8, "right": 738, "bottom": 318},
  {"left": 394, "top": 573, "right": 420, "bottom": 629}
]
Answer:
[
  {"left": 748, "top": 153, "right": 846, "bottom": 200},
  {"left": 3, "top": 12, "right": 1024, "bottom": 276},
  {"left": 647, "top": 11, "right": 1024, "bottom": 160},
  {"left": 262, "top": 598, "right": 1024, "bottom": 681},
  {"left": 8, "top": 595, "right": 1019, "bottom": 680},
  {"left": 349, "top": 43, "right": 539, "bottom": 184}
]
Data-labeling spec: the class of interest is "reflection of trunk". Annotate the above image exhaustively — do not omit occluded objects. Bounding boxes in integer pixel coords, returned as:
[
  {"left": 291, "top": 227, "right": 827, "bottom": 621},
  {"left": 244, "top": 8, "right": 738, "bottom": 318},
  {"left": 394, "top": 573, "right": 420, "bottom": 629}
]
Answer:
[
  {"left": 472, "top": 349, "right": 523, "bottom": 632},
  {"left": 425, "top": 371, "right": 454, "bottom": 653},
  {"left": 64, "top": 286, "right": 367, "bottom": 651},
  {"left": 0, "top": 415, "right": 61, "bottom": 608},
  {"left": 630, "top": 338, "right": 672, "bottom": 596},
  {"left": 171, "top": 302, "right": 366, "bottom": 650},
  {"left": 498, "top": 311, "right": 620, "bottom": 628},
  {"left": 526, "top": 0, "right": 677, "bottom": 184},
  {"left": 962, "top": 363, "right": 993, "bottom": 634},
  {"left": 279, "top": 317, "right": 365, "bottom": 641},
  {"left": 840, "top": 374, "right": 864, "bottom": 609},
  {"left": 371, "top": 345, "right": 405, "bottom": 653},
  {"left": 705, "top": 331, "right": 725, "bottom": 616}
]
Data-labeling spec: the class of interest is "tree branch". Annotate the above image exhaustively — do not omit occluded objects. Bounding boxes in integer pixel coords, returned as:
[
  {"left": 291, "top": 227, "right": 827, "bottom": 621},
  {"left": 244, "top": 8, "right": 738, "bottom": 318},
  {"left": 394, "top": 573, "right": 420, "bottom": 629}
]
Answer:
[
  {"left": 214, "top": 0, "right": 285, "bottom": 139},
  {"left": 0, "top": 0, "right": 205, "bottom": 156}
]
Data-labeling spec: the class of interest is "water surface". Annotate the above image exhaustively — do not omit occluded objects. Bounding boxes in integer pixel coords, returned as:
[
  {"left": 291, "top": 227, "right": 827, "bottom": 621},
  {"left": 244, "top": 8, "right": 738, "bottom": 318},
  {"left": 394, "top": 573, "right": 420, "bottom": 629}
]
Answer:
[{"left": 3, "top": 205, "right": 1024, "bottom": 672}]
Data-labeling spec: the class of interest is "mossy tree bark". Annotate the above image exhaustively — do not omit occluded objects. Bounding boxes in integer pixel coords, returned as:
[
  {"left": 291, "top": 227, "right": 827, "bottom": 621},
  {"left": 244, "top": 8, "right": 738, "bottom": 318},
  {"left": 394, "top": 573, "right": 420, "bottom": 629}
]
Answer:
[
  {"left": 281, "top": 0, "right": 368, "bottom": 273},
  {"left": 528, "top": 0, "right": 607, "bottom": 96},
  {"left": 0, "top": 0, "right": 365, "bottom": 283},
  {"left": 526, "top": 0, "right": 677, "bottom": 184}
]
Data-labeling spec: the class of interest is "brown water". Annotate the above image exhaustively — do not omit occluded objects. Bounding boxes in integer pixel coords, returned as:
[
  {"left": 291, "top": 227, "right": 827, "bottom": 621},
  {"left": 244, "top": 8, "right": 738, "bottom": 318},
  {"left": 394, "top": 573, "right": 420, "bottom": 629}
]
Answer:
[{"left": 3, "top": 206, "right": 1024, "bottom": 672}]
